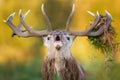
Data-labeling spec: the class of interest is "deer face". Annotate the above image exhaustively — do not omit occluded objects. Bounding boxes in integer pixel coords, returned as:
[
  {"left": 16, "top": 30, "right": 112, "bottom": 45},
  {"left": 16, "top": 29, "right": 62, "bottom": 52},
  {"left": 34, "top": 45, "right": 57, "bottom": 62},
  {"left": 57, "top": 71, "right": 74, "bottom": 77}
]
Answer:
[{"left": 43, "top": 30, "right": 75, "bottom": 51}]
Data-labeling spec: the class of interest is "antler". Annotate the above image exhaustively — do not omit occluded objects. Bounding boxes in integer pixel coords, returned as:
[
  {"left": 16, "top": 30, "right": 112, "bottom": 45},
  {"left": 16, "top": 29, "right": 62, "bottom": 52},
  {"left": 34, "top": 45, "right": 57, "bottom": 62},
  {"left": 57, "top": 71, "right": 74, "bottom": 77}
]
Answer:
[
  {"left": 66, "top": 4, "right": 75, "bottom": 31},
  {"left": 42, "top": 4, "right": 52, "bottom": 31},
  {"left": 66, "top": 4, "right": 112, "bottom": 36},
  {"left": 10, "top": 10, "right": 30, "bottom": 37},
  {"left": 4, "top": 4, "right": 52, "bottom": 37}
]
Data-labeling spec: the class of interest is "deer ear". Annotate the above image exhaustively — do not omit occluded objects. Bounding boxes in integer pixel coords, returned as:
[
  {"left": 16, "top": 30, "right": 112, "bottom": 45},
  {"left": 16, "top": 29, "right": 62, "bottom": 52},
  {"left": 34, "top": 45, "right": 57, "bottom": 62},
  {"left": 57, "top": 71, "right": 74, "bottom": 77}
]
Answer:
[
  {"left": 42, "top": 36, "right": 48, "bottom": 46},
  {"left": 70, "top": 35, "right": 76, "bottom": 41},
  {"left": 42, "top": 35, "right": 47, "bottom": 40},
  {"left": 67, "top": 35, "right": 76, "bottom": 46},
  {"left": 42, "top": 35, "right": 51, "bottom": 47}
]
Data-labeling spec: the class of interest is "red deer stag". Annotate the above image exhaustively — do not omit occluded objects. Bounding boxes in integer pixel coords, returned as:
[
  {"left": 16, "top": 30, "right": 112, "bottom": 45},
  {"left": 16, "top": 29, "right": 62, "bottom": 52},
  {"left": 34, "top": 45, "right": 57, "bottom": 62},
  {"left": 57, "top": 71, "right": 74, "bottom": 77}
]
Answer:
[{"left": 4, "top": 3, "right": 112, "bottom": 80}]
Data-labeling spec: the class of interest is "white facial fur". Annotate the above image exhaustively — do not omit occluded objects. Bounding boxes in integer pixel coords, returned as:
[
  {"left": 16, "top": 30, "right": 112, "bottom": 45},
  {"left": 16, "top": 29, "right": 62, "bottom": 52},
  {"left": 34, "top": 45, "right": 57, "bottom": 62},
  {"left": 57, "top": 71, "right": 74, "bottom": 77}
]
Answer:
[
  {"left": 43, "top": 31, "right": 75, "bottom": 50},
  {"left": 43, "top": 31, "right": 76, "bottom": 72}
]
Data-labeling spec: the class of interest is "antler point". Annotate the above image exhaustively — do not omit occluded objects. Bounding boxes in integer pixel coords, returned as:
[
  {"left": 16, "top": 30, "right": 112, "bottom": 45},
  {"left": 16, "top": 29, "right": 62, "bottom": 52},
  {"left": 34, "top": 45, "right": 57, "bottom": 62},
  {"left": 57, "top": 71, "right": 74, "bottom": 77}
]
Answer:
[
  {"left": 73, "top": 3, "right": 75, "bottom": 8},
  {"left": 12, "top": 12, "right": 16, "bottom": 16},
  {"left": 19, "top": 9, "right": 22, "bottom": 13},
  {"left": 105, "top": 10, "right": 110, "bottom": 15},
  {"left": 24, "top": 9, "right": 30, "bottom": 18},
  {"left": 27, "top": 9, "right": 30, "bottom": 12},
  {"left": 96, "top": 11, "right": 100, "bottom": 17},
  {"left": 87, "top": 11, "right": 95, "bottom": 17},
  {"left": 96, "top": 11, "right": 99, "bottom": 14},
  {"left": 105, "top": 10, "right": 108, "bottom": 13},
  {"left": 41, "top": 3, "right": 44, "bottom": 11},
  {"left": 105, "top": 10, "right": 112, "bottom": 20},
  {"left": 3, "top": 20, "right": 6, "bottom": 23},
  {"left": 9, "top": 12, "right": 16, "bottom": 18},
  {"left": 19, "top": 10, "right": 23, "bottom": 19},
  {"left": 72, "top": 4, "right": 75, "bottom": 11},
  {"left": 6, "top": 12, "right": 16, "bottom": 21}
]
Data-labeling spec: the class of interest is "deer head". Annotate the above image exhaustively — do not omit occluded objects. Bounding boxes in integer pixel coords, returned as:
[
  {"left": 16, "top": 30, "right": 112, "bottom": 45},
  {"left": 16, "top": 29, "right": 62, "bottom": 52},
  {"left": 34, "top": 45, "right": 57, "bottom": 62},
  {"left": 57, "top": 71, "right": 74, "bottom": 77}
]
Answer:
[
  {"left": 43, "top": 30, "right": 75, "bottom": 57},
  {"left": 4, "top": 3, "right": 112, "bottom": 80}
]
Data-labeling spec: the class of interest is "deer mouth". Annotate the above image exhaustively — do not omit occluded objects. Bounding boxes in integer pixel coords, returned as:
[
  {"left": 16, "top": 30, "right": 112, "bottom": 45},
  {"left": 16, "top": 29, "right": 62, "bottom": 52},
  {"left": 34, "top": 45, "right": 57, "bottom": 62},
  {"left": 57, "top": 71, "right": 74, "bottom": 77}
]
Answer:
[
  {"left": 55, "top": 35, "right": 61, "bottom": 41},
  {"left": 54, "top": 35, "right": 62, "bottom": 50}
]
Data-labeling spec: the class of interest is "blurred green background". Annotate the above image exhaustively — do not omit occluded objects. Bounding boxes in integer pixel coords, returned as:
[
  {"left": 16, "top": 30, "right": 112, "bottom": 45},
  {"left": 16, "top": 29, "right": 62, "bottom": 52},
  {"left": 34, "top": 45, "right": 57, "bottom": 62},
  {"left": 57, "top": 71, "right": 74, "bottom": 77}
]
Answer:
[{"left": 0, "top": 0, "right": 120, "bottom": 80}]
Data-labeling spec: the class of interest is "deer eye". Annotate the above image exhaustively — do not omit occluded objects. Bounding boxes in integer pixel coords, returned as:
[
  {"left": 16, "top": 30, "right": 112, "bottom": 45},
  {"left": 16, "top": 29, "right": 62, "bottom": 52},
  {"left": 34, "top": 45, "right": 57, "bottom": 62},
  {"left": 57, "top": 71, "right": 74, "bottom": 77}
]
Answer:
[
  {"left": 67, "top": 37, "right": 70, "bottom": 40},
  {"left": 47, "top": 37, "right": 50, "bottom": 40}
]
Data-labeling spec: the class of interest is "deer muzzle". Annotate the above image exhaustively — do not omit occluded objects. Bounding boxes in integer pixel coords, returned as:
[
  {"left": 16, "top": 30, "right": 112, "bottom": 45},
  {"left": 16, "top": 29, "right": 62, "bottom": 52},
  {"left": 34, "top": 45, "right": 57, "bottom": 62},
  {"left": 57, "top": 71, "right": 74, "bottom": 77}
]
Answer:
[{"left": 54, "top": 35, "right": 62, "bottom": 50}]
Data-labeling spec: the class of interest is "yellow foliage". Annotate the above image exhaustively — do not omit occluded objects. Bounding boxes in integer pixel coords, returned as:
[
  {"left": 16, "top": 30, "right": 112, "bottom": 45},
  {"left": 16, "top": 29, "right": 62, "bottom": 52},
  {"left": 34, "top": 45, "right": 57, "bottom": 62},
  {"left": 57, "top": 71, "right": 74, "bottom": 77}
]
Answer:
[{"left": 0, "top": 0, "right": 120, "bottom": 64}]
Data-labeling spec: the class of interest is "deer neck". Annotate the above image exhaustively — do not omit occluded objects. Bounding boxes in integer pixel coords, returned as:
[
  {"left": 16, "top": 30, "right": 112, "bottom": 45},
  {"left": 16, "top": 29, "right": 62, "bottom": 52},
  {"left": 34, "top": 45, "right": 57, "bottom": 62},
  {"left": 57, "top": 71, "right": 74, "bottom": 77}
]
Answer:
[
  {"left": 46, "top": 46, "right": 72, "bottom": 59},
  {"left": 55, "top": 47, "right": 72, "bottom": 59},
  {"left": 46, "top": 46, "right": 73, "bottom": 73},
  {"left": 55, "top": 47, "right": 72, "bottom": 71}
]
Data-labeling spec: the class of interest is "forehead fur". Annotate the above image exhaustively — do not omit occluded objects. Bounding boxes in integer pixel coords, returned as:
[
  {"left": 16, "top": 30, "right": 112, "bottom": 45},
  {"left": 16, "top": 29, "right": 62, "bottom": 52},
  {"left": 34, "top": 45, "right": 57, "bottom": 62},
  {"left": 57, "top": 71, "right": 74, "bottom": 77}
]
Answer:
[{"left": 50, "top": 30, "right": 67, "bottom": 35}]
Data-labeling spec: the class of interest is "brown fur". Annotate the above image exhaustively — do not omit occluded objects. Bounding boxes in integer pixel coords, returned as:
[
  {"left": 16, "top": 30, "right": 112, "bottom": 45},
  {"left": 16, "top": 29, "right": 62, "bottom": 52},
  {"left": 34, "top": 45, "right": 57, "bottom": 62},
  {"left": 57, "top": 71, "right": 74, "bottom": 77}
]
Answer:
[
  {"left": 42, "top": 58, "right": 55, "bottom": 80},
  {"left": 58, "top": 58, "right": 85, "bottom": 80},
  {"left": 42, "top": 57, "right": 85, "bottom": 80}
]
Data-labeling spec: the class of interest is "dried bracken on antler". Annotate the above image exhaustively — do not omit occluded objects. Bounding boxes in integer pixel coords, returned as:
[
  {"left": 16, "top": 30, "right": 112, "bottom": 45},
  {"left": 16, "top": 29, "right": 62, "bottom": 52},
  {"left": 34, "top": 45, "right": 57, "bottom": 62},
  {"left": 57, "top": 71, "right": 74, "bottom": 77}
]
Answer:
[
  {"left": 87, "top": 11, "right": 118, "bottom": 72},
  {"left": 66, "top": 8, "right": 112, "bottom": 37},
  {"left": 87, "top": 11, "right": 117, "bottom": 72},
  {"left": 88, "top": 11, "right": 116, "bottom": 55}
]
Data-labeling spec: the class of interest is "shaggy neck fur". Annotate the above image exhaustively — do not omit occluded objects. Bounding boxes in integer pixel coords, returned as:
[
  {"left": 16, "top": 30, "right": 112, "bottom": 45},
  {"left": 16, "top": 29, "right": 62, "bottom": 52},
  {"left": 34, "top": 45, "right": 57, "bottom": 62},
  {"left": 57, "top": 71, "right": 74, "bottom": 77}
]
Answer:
[{"left": 42, "top": 46, "right": 85, "bottom": 80}]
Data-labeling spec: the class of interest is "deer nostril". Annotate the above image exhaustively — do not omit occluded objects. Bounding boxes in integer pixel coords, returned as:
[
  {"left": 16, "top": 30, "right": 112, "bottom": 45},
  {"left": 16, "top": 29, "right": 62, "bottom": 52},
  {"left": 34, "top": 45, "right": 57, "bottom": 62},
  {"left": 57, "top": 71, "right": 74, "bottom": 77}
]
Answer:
[
  {"left": 55, "top": 35, "right": 61, "bottom": 41},
  {"left": 47, "top": 37, "right": 50, "bottom": 40}
]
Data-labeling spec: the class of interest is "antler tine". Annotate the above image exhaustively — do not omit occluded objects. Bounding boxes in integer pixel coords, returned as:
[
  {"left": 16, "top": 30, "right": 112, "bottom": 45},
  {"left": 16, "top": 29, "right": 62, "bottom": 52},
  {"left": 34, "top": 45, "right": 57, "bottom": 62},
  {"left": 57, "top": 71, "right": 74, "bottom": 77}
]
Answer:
[
  {"left": 5, "top": 12, "right": 16, "bottom": 22},
  {"left": 11, "top": 9, "right": 30, "bottom": 37},
  {"left": 88, "top": 11, "right": 112, "bottom": 36},
  {"left": 87, "top": 11, "right": 112, "bottom": 36},
  {"left": 87, "top": 11, "right": 95, "bottom": 17},
  {"left": 5, "top": 8, "right": 52, "bottom": 37},
  {"left": 41, "top": 3, "right": 52, "bottom": 31},
  {"left": 19, "top": 10, "right": 34, "bottom": 34},
  {"left": 66, "top": 4, "right": 75, "bottom": 31},
  {"left": 84, "top": 11, "right": 100, "bottom": 33},
  {"left": 18, "top": 9, "right": 30, "bottom": 28},
  {"left": 4, "top": 12, "right": 29, "bottom": 37},
  {"left": 68, "top": 11, "right": 101, "bottom": 36},
  {"left": 19, "top": 10, "right": 51, "bottom": 36},
  {"left": 105, "top": 10, "right": 112, "bottom": 22},
  {"left": 68, "top": 10, "right": 112, "bottom": 37}
]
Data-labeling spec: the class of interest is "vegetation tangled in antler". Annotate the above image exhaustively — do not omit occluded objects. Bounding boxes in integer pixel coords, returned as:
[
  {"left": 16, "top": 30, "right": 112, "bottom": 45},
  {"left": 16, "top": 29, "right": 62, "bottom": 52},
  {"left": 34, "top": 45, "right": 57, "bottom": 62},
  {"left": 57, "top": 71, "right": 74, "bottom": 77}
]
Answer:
[
  {"left": 88, "top": 14, "right": 119, "bottom": 72},
  {"left": 88, "top": 14, "right": 116, "bottom": 61}
]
